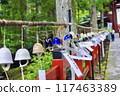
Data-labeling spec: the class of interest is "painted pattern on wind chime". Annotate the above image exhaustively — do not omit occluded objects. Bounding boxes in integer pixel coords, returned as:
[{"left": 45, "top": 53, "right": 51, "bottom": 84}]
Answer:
[
  {"left": 0, "top": 26, "right": 13, "bottom": 80},
  {"left": 14, "top": 26, "right": 31, "bottom": 80},
  {"left": 32, "top": 26, "right": 45, "bottom": 80}
]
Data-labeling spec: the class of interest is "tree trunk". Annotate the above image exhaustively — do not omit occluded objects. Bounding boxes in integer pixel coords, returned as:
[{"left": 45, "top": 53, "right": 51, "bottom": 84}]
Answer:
[
  {"left": 34, "top": 0, "right": 37, "bottom": 14},
  {"left": 91, "top": 0, "right": 97, "bottom": 32},
  {"left": 101, "top": 11, "right": 104, "bottom": 28},
  {"left": 20, "top": 0, "right": 26, "bottom": 20},
  {"left": 56, "top": 0, "right": 77, "bottom": 46},
  {"left": 56, "top": 0, "right": 69, "bottom": 46},
  {"left": 71, "top": 0, "right": 77, "bottom": 33}
]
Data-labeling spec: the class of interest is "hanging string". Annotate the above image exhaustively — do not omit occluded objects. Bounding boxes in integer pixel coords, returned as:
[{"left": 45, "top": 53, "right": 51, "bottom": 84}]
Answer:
[
  {"left": 37, "top": 53, "right": 42, "bottom": 70},
  {"left": 45, "top": 26, "right": 48, "bottom": 37},
  {"left": 3, "top": 26, "right": 5, "bottom": 47},
  {"left": 21, "top": 26, "right": 24, "bottom": 48},
  {"left": 4, "top": 69, "right": 9, "bottom": 80},
  {"left": 36, "top": 26, "right": 39, "bottom": 43}
]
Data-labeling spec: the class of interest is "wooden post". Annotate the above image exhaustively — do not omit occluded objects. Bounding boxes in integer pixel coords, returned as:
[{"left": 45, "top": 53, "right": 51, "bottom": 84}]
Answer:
[
  {"left": 52, "top": 58, "right": 69, "bottom": 80},
  {"left": 112, "top": 1, "right": 118, "bottom": 33},
  {"left": 85, "top": 60, "right": 92, "bottom": 78}
]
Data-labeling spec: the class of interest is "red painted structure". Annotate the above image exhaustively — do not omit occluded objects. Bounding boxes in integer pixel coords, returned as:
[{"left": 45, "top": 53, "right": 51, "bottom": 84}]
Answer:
[
  {"left": 104, "top": 0, "right": 120, "bottom": 33},
  {"left": 36, "top": 43, "right": 101, "bottom": 80}
]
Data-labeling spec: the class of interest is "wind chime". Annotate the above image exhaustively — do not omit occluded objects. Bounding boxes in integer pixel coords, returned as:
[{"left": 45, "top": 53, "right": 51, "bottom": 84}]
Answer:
[
  {"left": 14, "top": 26, "right": 31, "bottom": 80},
  {"left": 0, "top": 26, "right": 13, "bottom": 80},
  {"left": 32, "top": 26, "right": 45, "bottom": 80}
]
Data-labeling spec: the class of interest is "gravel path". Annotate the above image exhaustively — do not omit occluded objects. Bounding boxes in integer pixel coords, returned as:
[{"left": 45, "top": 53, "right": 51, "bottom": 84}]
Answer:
[{"left": 106, "top": 33, "right": 120, "bottom": 80}]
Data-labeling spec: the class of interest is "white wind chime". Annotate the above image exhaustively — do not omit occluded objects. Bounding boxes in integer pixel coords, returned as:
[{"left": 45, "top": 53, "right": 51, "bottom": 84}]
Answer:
[
  {"left": 0, "top": 26, "right": 13, "bottom": 80},
  {"left": 14, "top": 26, "right": 31, "bottom": 80}
]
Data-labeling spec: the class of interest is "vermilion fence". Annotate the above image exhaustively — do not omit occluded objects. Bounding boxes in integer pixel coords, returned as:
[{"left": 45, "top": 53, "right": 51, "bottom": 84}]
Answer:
[{"left": 36, "top": 38, "right": 109, "bottom": 80}]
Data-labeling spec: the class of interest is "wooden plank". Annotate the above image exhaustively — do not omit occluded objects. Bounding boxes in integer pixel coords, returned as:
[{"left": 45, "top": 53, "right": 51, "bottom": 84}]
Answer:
[{"left": 83, "top": 66, "right": 89, "bottom": 79}]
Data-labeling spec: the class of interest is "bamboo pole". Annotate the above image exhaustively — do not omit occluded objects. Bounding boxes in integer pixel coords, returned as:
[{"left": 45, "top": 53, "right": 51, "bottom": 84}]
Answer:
[{"left": 0, "top": 20, "right": 102, "bottom": 31}]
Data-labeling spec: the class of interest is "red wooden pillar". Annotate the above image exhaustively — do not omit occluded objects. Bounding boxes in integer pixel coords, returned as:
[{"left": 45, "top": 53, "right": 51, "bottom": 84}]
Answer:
[
  {"left": 112, "top": 1, "right": 118, "bottom": 33},
  {"left": 91, "top": 46, "right": 96, "bottom": 69},
  {"left": 96, "top": 44, "right": 99, "bottom": 64},
  {"left": 52, "top": 58, "right": 69, "bottom": 80},
  {"left": 85, "top": 60, "right": 92, "bottom": 78},
  {"left": 75, "top": 60, "right": 84, "bottom": 80}
]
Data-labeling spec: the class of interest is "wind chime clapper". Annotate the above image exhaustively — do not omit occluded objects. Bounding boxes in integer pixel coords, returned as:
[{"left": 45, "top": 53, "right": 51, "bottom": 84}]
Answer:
[
  {"left": 14, "top": 25, "right": 31, "bottom": 80},
  {"left": 0, "top": 26, "right": 13, "bottom": 80}
]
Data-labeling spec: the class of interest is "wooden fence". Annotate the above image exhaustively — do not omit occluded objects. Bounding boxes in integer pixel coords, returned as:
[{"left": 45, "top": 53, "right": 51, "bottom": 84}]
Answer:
[{"left": 36, "top": 36, "right": 110, "bottom": 80}]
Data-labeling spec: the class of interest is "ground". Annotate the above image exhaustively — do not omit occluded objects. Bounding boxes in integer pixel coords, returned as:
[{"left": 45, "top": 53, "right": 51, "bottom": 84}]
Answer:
[{"left": 106, "top": 33, "right": 120, "bottom": 80}]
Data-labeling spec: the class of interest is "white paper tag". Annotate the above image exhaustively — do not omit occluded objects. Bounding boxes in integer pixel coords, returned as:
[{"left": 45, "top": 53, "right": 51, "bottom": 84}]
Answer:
[
  {"left": 70, "top": 67, "right": 75, "bottom": 80},
  {"left": 67, "top": 47, "right": 84, "bottom": 57},
  {"left": 61, "top": 51, "right": 83, "bottom": 78},
  {"left": 38, "top": 70, "right": 46, "bottom": 80},
  {"left": 78, "top": 48, "right": 91, "bottom": 57},
  {"left": 83, "top": 47, "right": 90, "bottom": 54},
  {"left": 70, "top": 55, "right": 92, "bottom": 60},
  {"left": 78, "top": 41, "right": 93, "bottom": 47},
  {"left": 101, "top": 41, "right": 105, "bottom": 57},
  {"left": 86, "top": 46, "right": 94, "bottom": 52}
]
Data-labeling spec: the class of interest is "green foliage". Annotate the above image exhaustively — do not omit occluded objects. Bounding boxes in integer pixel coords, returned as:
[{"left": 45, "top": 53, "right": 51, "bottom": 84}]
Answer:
[
  {"left": 7, "top": 51, "right": 53, "bottom": 80},
  {"left": 0, "top": 0, "right": 56, "bottom": 53},
  {"left": 76, "top": 0, "right": 114, "bottom": 24},
  {"left": 24, "top": 52, "right": 53, "bottom": 80}
]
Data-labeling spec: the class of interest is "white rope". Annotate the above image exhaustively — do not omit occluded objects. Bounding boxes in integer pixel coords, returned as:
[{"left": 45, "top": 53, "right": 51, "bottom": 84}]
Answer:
[
  {"left": 4, "top": 26, "right": 5, "bottom": 47},
  {"left": 21, "top": 26, "right": 24, "bottom": 48},
  {"left": 19, "top": 61, "right": 24, "bottom": 80},
  {"left": 4, "top": 70, "right": 9, "bottom": 80},
  {"left": 21, "top": 66, "right": 24, "bottom": 80},
  {"left": 36, "top": 26, "right": 39, "bottom": 43},
  {"left": 37, "top": 53, "right": 42, "bottom": 70}
]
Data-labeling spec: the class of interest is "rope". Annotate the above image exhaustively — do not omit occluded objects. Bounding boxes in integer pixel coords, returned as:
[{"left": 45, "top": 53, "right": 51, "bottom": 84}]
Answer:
[
  {"left": 21, "top": 26, "right": 24, "bottom": 48},
  {"left": 4, "top": 70, "right": 9, "bottom": 80},
  {"left": 36, "top": 26, "right": 39, "bottom": 43},
  {"left": 3, "top": 26, "right": 5, "bottom": 47},
  {"left": 0, "top": 20, "right": 103, "bottom": 31},
  {"left": 21, "top": 66, "right": 24, "bottom": 80},
  {"left": 37, "top": 53, "right": 42, "bottom": 70}
]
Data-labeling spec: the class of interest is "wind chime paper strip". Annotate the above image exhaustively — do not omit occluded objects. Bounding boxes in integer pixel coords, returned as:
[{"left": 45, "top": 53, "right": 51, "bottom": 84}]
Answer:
[
  {"left": 61, "top": 52, "right": 83, "bottom": 78},
  {"left": 70, "top": 55, "right": 92, "bottom": 60},
  {"left": 70, "top": 67, "right": 75, "bottom": 80},
  {"left": 38, "top": 70, "right": 46, "bottom": 80},
  {"left": 78, "top": 41, "right": 93, "bottom": 47},
  {"left": 78, "top": 48, "right": 91, "bottom": 57},
  {"left": 86, "top": 46, "right": 94, "bottom": 52},
  {"left": 101, "top": 41, "right": 105, "bottom": 57}
]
